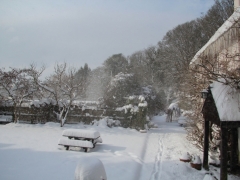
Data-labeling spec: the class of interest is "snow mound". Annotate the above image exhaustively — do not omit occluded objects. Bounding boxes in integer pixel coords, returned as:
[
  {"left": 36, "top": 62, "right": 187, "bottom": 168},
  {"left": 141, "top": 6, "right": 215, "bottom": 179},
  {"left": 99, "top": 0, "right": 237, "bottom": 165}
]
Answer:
[
  {"left": 192, "top": 155, "right": 201, "bottom": 164},
  {"left": 44, "top": 122, "right": 60, "bottom": 127},
  {"left": 92, "top": 119, "right": 107, "bottom": 127},
  {"left": 180, "top": 152, "right": 191, "bottom": 161},
  {"left": 92, "top": 118, "right": 120, "bottom": 128},
  {"left": 75, "top": 157, "right": 107, "bottom": 180}
]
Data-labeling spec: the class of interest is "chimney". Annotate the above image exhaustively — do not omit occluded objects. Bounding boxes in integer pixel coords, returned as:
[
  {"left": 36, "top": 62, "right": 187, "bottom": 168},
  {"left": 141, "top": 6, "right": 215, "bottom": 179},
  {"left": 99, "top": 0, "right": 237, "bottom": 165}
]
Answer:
[{"left": 234, "top": 0, "right": 240, "bottom": 10}]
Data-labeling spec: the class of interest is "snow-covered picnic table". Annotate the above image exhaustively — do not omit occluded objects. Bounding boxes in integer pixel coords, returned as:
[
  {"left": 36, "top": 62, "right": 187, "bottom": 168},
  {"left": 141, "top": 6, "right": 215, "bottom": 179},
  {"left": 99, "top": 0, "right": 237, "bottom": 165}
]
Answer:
[{"left": 58, "top": 129, "right": 102, "bottom": 152}]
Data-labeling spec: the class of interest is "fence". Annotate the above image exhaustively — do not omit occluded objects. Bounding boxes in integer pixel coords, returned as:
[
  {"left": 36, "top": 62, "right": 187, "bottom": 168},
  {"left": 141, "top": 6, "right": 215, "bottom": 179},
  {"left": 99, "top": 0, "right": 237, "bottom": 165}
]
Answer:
[{"left": 0, "top": 106, "right": 127, "bottom": 126}]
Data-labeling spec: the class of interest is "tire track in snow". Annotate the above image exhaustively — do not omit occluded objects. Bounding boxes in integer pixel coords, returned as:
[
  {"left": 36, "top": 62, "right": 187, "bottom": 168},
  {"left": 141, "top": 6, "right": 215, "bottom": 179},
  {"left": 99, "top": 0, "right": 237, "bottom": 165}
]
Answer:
[
  {"left": 149, "top": 133, "right": 165, "bottom": 180},
  {"left": 132, "top": 132, "right": 150, "bottom": 180}
]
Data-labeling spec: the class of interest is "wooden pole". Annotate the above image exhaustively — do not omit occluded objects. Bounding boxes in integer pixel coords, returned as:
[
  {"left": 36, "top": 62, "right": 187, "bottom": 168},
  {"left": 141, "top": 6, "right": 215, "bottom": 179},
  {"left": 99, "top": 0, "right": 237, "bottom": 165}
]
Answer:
[
  {"left": 238, "top": 128, "right": 240, "bottom": 165},
  {"left": 220, "top": 125, "right": 228, "bottom": 180},
  {"left": 230, "top": 128, "right": 238, "bottom": 172},
  {"left": 203, "top": 119, "right": 209, "bottom": 170}
]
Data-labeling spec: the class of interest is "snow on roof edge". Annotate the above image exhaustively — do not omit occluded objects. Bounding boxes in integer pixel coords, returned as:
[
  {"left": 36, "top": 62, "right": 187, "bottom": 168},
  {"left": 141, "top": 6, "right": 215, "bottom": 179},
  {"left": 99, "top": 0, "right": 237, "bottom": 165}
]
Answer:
[
  {"left": 190, "top": 8, "right": 240, "bottom": 66},
  {"left": 211, "top": 80, "right": 240, "bottom": 121}
]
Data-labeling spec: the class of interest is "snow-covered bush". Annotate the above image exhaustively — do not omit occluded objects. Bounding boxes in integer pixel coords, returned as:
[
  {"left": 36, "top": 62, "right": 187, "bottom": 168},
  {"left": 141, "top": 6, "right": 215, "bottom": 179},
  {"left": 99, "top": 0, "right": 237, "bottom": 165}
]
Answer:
[
  {"left": 103, "top": 72, "right": 140, "bottom": 108},
  {"left": 117, "top": 95, "right": 148, "bottom": 130},
  {"left": 141, "top": 85, "right": 166, "bottom": 116},
  {"left": 103, "top": 73, "right": 164, "bottom": 121},
  {"left": 179, "top": 152, "right": 191, "bottom": 162}
]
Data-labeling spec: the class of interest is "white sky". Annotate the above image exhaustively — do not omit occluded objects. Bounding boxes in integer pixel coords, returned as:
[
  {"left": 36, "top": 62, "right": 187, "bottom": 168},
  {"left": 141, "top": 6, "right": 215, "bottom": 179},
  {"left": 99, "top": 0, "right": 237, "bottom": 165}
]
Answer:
[{"left": 0, "top": 0, "right": 215, "bottom": 77}]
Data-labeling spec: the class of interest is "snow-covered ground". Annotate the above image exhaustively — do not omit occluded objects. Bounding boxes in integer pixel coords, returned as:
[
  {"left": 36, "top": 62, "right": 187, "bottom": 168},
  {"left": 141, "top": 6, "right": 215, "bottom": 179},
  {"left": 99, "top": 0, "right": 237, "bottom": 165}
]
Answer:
[{"left": 0, "top": 115, "right": 238, "bottom": 180}]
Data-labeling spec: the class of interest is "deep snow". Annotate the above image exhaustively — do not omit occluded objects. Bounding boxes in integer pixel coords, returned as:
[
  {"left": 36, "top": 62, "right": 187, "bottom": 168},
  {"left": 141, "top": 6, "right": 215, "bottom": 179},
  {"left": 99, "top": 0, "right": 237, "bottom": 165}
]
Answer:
[{"left": 0, "top": 115, "right": 239, "bottom": 180}]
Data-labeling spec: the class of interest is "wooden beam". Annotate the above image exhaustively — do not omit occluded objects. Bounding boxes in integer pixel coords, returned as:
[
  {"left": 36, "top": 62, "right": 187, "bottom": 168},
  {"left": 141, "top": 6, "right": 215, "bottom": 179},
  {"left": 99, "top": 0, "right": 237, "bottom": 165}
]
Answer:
[
  {"left": 220, "top": 126, "right": 228, "bottom": 180},
  {"left": 220, "top": 121, "right": 240, "bottom": 128},
  {"left": 203, "top": 120, "right": 209, "bottom": 170}
]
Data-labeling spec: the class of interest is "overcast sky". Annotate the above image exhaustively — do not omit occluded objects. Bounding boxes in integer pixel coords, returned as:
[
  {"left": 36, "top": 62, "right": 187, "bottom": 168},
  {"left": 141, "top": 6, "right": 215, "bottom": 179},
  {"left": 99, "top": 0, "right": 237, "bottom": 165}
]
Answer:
[{"left": 0, "top": 0, "right": 215, "bottom": 77}]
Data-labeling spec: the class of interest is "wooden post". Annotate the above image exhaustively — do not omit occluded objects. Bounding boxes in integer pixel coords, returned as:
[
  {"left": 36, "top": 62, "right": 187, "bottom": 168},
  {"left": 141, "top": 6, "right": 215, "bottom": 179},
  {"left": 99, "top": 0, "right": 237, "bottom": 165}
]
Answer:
[
  {"left": 220, "top": 125, "right": 228, "bottom": 180},
  {"left": 203, "top": 119, "right": 209, "bottom": 170},
  {"left": 230, "top": 128, "right": 238, "bottom": 172},
  {"left": 238, "top": 128, "right": 240, "bottom": 164}
]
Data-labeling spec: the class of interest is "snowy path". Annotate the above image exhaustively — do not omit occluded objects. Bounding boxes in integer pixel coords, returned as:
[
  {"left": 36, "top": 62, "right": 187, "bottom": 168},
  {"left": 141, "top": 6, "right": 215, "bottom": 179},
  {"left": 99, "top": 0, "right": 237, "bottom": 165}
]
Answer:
[{"left": 136, "top": 115, "right": 206, "bottom": 180}]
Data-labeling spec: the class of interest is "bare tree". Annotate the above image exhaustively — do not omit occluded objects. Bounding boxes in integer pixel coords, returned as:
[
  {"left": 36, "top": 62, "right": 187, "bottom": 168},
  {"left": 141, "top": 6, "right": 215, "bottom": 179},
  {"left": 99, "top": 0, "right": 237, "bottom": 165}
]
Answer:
[
  {"left": 0, "top": 67, "right": 40, "bottom": 122},
  {"left": 29, "top": 63, "right": 85, "bottom": 126},
  {"left": 44, "top": 63, "right": 83, "bottom": 126}
]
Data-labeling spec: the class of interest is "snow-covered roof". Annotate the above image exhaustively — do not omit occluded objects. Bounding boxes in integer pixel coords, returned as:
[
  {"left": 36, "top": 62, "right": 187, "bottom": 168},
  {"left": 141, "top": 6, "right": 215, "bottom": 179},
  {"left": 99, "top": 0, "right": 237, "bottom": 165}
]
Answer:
[
  {"left": 190, "top": 8, "right": 240, "bottom": 66},
  {"left": 211, "top": 81, "right": 240, "bottom": 121}
]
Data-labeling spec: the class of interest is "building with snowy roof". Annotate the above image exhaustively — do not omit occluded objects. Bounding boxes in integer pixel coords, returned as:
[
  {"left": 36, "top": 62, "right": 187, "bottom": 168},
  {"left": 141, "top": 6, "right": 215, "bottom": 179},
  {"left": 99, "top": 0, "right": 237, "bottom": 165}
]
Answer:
[
  {"left": 190, "top": 1, "right": 240, "bottom": 88},
  {"left": 190, "top": 1, "right": 240, "bottom": 179}
]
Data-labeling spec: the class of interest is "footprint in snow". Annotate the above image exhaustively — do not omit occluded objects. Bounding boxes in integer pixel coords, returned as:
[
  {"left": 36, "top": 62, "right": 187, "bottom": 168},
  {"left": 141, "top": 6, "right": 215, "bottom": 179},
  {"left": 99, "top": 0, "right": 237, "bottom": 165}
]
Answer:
[
  {"left": 114, "top": 151, "right": 123, "bottom": 156},
  {"left": 128, "top": 152, "right": 144, "bottom": 164}
]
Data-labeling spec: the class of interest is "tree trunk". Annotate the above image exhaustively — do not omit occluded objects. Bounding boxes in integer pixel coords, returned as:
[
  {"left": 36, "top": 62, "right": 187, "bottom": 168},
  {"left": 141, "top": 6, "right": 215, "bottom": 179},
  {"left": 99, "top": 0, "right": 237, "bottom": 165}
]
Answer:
[
  {"left": 61, "top": 107, "right": 70, "bottom": 127},
  {"left": 13, "top": 104, "right": 17, "bottom": 123}
]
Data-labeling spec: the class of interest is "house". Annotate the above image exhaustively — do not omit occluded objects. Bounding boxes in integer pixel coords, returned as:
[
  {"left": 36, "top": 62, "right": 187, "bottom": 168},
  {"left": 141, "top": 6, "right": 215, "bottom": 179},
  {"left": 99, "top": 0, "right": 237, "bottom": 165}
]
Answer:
[{"left": 190, "top": 1, "right": 240, "bottom": 180}]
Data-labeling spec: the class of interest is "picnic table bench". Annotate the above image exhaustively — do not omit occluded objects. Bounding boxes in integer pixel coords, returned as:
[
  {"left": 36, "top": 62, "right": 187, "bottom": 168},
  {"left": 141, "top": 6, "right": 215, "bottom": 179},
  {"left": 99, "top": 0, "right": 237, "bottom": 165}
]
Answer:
[
  {"left": 58, "top": 129, "right": 102, "bottom": 152},
  {"left": 58, "top": 138, "right": 93, "bottom": 152}
]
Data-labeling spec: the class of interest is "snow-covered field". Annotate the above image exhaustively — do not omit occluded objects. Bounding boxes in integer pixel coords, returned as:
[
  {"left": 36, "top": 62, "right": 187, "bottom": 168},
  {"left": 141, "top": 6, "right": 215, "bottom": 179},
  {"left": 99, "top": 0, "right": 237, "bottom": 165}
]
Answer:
[{"left": 0, "top": 115, "right": 238, "bottom": 180}]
